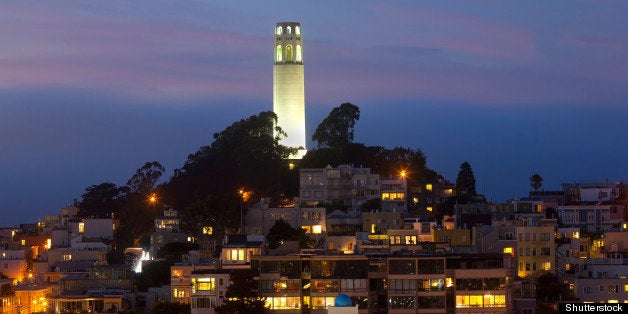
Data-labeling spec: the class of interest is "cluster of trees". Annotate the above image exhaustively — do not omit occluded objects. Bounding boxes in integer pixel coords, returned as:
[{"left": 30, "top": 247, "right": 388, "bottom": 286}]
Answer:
[{"left": 76, "top": 102, "right": 549, "bottom": 312}]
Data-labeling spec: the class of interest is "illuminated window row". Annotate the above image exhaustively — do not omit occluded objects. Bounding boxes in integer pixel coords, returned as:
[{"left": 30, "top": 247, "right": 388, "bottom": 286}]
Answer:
[
  {"left": 276, "top": 25, "right": 301, "bottom": 35},
  {"left": 455, "top": 294, "right": 506, "bottom": 308},
  {"left": 382, "top": 192, "right": 405, "bottom": 200},
  {"left": 275, "top": 45, "right": 302, "bottom": 62}
]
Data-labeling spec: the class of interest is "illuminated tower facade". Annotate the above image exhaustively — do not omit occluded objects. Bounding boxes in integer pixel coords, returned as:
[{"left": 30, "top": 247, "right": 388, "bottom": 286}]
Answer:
[{"left": 273, "top": 22, "right": 306, "bottom": 159}]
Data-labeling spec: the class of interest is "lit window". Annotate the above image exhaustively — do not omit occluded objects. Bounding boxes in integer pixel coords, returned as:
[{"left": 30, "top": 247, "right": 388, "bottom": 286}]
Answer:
[
  {"left": 286, "top": 45, "right": 293, "bottom": 61},
  {"left": 276, "top": 45, "right": 282, "bottom": 62},
  {"left": 202, "top": 227, "right": 213, "bottom": 235},
  {"left": 296, "top": 45, "right": 302, "bottom": 62},
  {"left": 286, "top": 26, "right": 291, "bottom": 34},
  {"left": 276, "top": 26, "right": 282, "bottom": 35},
  {"left": 503, "top": 247, "right": 513, "bottom": 256},
  {"left": 426, "top": 184, "right": 433, "bottom": 191},
  {"left": 302, "top": 226, "right": 311, "bottom": 233},
  {"left": 427, "top": 206, "right": 433, "bottom": 212},
  {"left": 381, "top": 193, "right": 390, "bottom": 200},
  {"left": 295, "top": 25, "right": 300, "bottom": 35},
  {"left": 78, "top": 222, "right": 85, "bottom": 233},
  {"left": 312, "top": 225, "right": 322, "bottom": 234}
]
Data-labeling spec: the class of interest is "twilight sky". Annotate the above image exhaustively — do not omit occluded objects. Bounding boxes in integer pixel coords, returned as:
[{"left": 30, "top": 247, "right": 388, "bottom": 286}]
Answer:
[{"left": 1, "top": 1, "right": 627, "bottom": 226}]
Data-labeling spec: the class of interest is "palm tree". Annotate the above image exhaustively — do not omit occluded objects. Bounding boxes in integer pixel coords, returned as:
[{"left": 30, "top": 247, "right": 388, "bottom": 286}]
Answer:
[{"left": 530, "top": 173, "right": 543, "bottom": 191}]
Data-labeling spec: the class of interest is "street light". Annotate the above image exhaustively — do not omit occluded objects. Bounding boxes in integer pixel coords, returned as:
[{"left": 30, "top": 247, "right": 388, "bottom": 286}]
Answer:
[
  {"left": 399, "top": 170, "right": 407, "bottom": 179},
  {"left": 148, "top": 193, "right": 157, "bottom": 204},
  {"left": 239, "top": 189, "right": 245, "bottom": 234}
]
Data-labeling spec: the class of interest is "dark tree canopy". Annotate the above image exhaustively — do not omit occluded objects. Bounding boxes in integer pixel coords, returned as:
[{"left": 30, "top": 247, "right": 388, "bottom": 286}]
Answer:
[
  {"left": 266, "top": 219, "right": 313, "bottom": 249},
  {"left": 215, "top": 270, "right": 270, "bottom": 314},
  {"left": 165, "top": 111, "right": 298, "bottom": 213},
  {"left": 78, "top": 182, "right": 126, "bottom": 218},
  {"left": 150, "top": 301, "right": 190, "bottom": 314},
  {"left": 127, "top": 161, "right": 165, "bottom": 194},
  {"left": 312, "top": 102, "right": 360, "bottom": 149},
  {"left": 530, "top": 173, "right": 543, "bottom": 191},
  {"left": 455, "top": 161, "right": 477, "bottom": 200}
]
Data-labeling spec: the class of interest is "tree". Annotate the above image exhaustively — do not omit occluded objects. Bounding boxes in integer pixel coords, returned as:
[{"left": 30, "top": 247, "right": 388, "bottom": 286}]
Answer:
[
  {"left": 530, "top": 173, "right": 543, "bottom": 191},
  {"left": 149, "top": 301, "right": 190, "bottom": 314},
  {"left": 166, "top": 111, "right": 297, "bottom": 211},
  {"left": 455, "top": 161, "right": 477, "bottom": 200},
  {"left": 536, "top": 272, "right": 571, "bottom": 304},
  {"left": 136, "top": 260, "right": 173, "bottom": 292},
  {"left": 127, "top": 161, "right": 165, "bottom": 194},
  {"left": 215, "top": 270, "right": 270, "bottom": 314},
  {"left": 312, "top": 102, "right": 360, "bottom": 149},
  {"left": 78, "top": 182, "right": 126, "bottom": 218},
  {"left": 266, "top": 219, "right": 313, "bottom": 249}
]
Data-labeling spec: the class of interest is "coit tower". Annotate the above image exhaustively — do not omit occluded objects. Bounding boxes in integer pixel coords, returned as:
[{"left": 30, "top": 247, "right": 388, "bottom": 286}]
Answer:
[{"left": 273, "top": 22, "right": 306, "bottom": 159}]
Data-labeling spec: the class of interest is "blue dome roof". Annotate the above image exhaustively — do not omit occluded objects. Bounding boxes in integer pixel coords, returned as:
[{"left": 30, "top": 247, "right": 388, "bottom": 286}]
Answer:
[{"left": 335, "top": 293, "right": 352, "bottom": 307}]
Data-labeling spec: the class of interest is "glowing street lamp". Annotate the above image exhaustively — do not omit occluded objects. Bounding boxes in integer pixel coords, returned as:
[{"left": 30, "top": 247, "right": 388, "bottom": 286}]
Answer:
[
  {"left": 399, "top": 170, "right": 407, "bottom": 179},
  {"left": 148, "top": 193, "right": 157, "bottom": 204}
]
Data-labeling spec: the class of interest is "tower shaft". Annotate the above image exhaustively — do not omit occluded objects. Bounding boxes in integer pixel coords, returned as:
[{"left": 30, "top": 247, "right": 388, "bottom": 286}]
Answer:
[{"left": 273, "top": 22, "right": 306, "bottom": 159}]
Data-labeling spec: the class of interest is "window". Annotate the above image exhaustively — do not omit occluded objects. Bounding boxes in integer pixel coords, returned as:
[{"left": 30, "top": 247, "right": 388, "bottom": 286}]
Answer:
[
  {"left": 541, "top": 247, "right": 551, "bottom": 256},
  {"left": 588, "top": 212, "right": 595, "bottom": 222},
  {"left": 390, "top": 296, "right": 415, "bottom": 309},
  {"left": 276, "top": 26, "right": 283, "bottom": 35},
  {"left": 609, "top": 285, "right": 618, "bottom": 293},
  {"left": 541, "top": 232, "right": 551, "bottom": 241},
  {"left": 584, "top": 286, "right": 592, "bottom": 294},
  {"left": 426, "top": 184, "right": 433, "bottom": 191},
  {"left": 563, "top": 213, "right": 574, "bottom": 224},
  {"left": 193, "top": 297, "right": 215, "bottom": 309},
  {"left": 275, "top": 45, "right": 282, "bottom": 62},
  {"left": 483, "top": 294, "right": 506, "bottom": 307},
  {"left": 226, "top": 249, "right": 245, "bottom": 263},
  {"left": 389, "top": 259, "right": 416, "bottom": 275},
  {"left": 286, "top": 45, "right": 293, "bottom": 61},
  {"left": 286, "top": 26, "right": 292, "bottom": 34},
  {"left": 312, "top": 279, "right": 339, "bottom": 293},
  {"left": 295, "top": 25, "right": 300, "bottom": 35},
  {"left": 341, "top": 279, "right": 367, "bottom": 292},
  {"left": 296, "top": 45, "right": 302, "bottom": 62},
  {"left": 195, "top": 278, "right": 215, "bottom": 292},
  {"left": 389, "top": 279, "right": 416, "bottom": 293}
]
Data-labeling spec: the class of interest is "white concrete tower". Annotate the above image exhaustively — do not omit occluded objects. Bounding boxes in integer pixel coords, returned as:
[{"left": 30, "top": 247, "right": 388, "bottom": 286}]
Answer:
[{"left": 273, "top": 22, "right": 306, "bottom": 159}]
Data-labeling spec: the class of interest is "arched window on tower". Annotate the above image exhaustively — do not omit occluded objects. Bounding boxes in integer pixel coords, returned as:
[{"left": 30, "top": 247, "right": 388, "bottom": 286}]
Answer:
[
  {"left": 276, "top": 26, "right": 283, "bottom": 35},
  {"left": 295, "top": 26, "right": 301, "bottom": 35},
  {"left": 286, "top": 45, "right": 293, "bottom": 62},
  {"left": 276, "top": 45, "right": 282, "bottom": 62},
  {"left": 296, "top": 45, "right": 302, "bottom": 62},
  {"left": 286, "top": 26, "right": 292, "bottom": 34}
]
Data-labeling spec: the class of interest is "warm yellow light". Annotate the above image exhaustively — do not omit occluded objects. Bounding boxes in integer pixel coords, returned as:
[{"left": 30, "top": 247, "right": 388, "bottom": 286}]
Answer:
[
  {"left": 312, "top": 225, "right": 322, "bottom": 234},
  {"left": 148, "top": 193, "right": 157, "bottom": 204},
  {"left": 399, "top": 170, "right": 407, "bottom": 178},
  {"left": 503, "top": 247, "right": 513, "bottom": 255},
  {"left": 78, "top": 222, "right": 85, "bottom": 233},
  {"left": 426, "top": 184, "right": 433, "bottom": 191},
  {"left": 371, "top": 224, "right": 376, "bottom": 234},
  {"left": 427, "top": 206, "right": 433, "bottom": 212},
  {"left": 202, "top": 226, "right": 213, "bottom": 235},
  {"left": 46, "top": 238, "right": 52, "bottom": 249}
]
